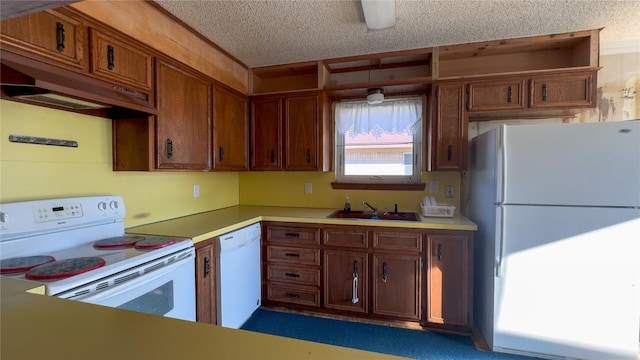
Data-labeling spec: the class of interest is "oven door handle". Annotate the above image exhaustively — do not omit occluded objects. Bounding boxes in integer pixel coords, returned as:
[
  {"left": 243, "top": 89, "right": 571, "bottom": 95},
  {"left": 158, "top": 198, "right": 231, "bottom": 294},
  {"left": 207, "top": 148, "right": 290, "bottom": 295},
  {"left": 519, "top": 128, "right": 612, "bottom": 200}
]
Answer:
[{"left": 73, "top": 255, "right": 193, "bottom": 303}]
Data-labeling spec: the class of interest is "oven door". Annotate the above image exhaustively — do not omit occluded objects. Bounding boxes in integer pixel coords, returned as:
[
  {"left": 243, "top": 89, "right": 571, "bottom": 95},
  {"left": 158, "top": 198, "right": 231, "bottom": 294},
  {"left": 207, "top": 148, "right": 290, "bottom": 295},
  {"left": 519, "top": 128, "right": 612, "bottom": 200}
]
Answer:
[{"left": 73, "top": 256, "right": 195, "bottom": 321}]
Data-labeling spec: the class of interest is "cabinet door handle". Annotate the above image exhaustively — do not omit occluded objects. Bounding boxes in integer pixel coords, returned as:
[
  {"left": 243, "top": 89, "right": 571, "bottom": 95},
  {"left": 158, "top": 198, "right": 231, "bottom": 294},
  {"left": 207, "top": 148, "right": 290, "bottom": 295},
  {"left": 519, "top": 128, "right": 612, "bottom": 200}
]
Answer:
[
  {"left": 437, "top": 243, "right": 443, "bottom": 261},
  {"left": 382, "top": 262, "right": 388, "bottom": 283},
  {"left": 306, "top": 148, "right": 311, "bottom": 163},
  {"left": 55, "top": 22, "right": 65, "bottom": 52},
  {"left": 284, "top": 232, "right": 300, "bottom": 238},
  {"left": 352, "top": 260, "right": 359, "bottom": 304},
  {"left": 219, "top": 146, "right": 224, "bottom": 161},
  {"left": 203, "top": 257, "right": 210, "bottom": 278},
  {"left": 270, "top": 149, "right": 275, "bottom": 164},
  {"left": 285, "top": 272, "right": 300, "bottom": 278},
  {"left": 284, "top": 252, "right": 300, "bottom": 258},
  {"left": 542, "top": 84, "right": 548, "bottom": 101},
  {"left": 285, "top": 292, "right": 300, "bottom": 298},
  {"left": 166, "top": 139, "right": 173, "bottom": 159},
  {"left": 107, "top": 45, "right": 115, "bottom": 70},
  {"left": 447, "top": 145, "right": 453, "bottom": 162},
  {"left": 507, "top": 86, "right": 513, "bottom": 103}
]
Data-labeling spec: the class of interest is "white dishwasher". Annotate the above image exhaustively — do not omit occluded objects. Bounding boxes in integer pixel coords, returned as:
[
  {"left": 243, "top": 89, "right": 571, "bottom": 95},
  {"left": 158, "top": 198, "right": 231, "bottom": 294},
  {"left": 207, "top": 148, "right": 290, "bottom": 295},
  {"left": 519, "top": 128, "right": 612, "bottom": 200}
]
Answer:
[{"left": 217, "top": 223, "right": 261, "bottom": 329}]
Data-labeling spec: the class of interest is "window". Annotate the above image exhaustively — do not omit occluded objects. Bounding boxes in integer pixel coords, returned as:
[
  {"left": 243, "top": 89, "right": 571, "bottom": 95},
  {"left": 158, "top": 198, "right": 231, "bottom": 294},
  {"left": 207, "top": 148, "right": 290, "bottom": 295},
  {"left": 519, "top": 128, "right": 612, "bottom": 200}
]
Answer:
[{"left": 334, "top": 97, "right": 423, "bottom": 185}]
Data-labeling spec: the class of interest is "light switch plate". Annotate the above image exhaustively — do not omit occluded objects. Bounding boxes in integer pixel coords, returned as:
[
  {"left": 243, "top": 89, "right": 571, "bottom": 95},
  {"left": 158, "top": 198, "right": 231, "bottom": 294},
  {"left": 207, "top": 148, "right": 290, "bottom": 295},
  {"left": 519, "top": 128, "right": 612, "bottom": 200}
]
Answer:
[
  {"left": 445, "top": 185, "right": 454, "bottom": 198},
  {"left": 193, "top": 184, "right": 200, "bottom": 198},
  {"left": 304, "top": 183, "right": 312, "bottom": 194},
  {"left": 430, "top": 181, "right": 439, "bottom": 193}
]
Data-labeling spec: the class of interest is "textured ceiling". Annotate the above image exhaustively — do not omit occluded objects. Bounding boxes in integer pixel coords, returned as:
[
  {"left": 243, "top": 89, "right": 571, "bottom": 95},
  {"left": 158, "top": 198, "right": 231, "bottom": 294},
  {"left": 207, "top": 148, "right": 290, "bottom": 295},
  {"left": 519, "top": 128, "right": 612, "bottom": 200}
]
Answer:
[{"left": 154, "top": 0, "right": 640, "bottom": 68}]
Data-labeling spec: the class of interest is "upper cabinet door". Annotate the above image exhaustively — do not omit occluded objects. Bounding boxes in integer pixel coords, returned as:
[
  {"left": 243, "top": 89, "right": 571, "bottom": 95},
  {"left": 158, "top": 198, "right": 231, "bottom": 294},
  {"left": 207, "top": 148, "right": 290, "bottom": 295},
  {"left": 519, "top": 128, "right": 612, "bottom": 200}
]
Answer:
[
  {"left": 431, "top": 84, "right": 467, "bottom": 171},
  {"left": 467, "top": 79, "right": 526, "bottom": 112},
  {"left": 90, "top": 29, "right": 153, "bottom": 91},
  {"left": 250, "top": 97, "right": 282, "bottom": 171},
  {"left": 155, "top": 59, "right": 211, "bottom": 170},
  {"left": 284, "top": 95, "right": 318, "bottom": 171},
  {"left": 529, "top": 72, "right": 595, "bottom": 109},
  {"left": 0, "top": 9, "right": 87, "bottom": 70},
  {"left": 212, "top": 85, "right": 248, "bottom": 171}
]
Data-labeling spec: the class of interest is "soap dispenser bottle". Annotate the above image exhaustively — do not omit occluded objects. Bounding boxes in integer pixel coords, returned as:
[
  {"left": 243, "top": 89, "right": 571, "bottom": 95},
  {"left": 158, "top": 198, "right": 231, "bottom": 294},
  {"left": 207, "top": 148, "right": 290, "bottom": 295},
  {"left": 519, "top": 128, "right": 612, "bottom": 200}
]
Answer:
[{"left": 343, "top": 195, "right": 351, "bottom": 213}]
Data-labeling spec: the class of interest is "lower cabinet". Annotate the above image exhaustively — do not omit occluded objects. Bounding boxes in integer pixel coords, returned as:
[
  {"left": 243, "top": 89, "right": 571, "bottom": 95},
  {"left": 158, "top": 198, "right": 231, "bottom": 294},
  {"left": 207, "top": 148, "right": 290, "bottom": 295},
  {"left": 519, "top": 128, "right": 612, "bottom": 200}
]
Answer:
[
  {"left": 425, "top": 232, "right": 472, "bottom": 331},
  {"left": 372, "top": 253, "right": 421, "bottom": 321},
  {"left": 195, "top": 238, "right": 216, "bottom": 325},
  {"left": 261, "top": 222, "right": 473, "bottom": 334},
  {"left": 324, "top": 249, "right": 369, "bottom": 313}
]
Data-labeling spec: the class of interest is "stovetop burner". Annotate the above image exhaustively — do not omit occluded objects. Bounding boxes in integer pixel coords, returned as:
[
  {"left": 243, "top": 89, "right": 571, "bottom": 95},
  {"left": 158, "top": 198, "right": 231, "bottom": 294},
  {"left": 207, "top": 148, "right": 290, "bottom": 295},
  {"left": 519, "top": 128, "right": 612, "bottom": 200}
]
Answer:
[
  {"left": 134, "top": 237, "right": 177, "bottom": 250},
  {"left": 0, "top": 255, "right": 56, "bottom": 274},
  {"left": 93, "top": 235, "right": 146, "bottom": 249},
  {"left": 25, "top": 257, "right": 106, "bottom": 281}
]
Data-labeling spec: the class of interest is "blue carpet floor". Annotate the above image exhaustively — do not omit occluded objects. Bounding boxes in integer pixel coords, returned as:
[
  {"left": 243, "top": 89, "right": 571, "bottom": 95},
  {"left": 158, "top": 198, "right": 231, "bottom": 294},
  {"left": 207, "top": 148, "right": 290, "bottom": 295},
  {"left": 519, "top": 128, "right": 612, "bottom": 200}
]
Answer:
[{"left": 241, "top": 309, "right": 538, "bottom": 360}]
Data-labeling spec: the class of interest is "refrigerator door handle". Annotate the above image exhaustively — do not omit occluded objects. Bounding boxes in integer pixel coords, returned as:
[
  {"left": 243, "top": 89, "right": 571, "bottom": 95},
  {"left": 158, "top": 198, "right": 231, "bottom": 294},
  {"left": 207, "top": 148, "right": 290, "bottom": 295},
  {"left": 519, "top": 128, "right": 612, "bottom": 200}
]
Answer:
[
  {"left": 496, "top": 206, "right": 505, "bottom": 278},
  {"left": 497, "top": 127, "right": 506, "bottom": 204}
]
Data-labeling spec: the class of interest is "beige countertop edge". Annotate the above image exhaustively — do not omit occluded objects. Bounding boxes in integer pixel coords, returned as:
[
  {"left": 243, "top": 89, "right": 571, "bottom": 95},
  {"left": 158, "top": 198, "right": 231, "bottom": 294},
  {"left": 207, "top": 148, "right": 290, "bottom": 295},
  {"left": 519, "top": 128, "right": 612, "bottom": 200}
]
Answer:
[
  {"left": 126, "top": 206, "right": 477, "bottom": 244},
  {"left": 1, "top": 278, "right": 404, "bottom": 360}
]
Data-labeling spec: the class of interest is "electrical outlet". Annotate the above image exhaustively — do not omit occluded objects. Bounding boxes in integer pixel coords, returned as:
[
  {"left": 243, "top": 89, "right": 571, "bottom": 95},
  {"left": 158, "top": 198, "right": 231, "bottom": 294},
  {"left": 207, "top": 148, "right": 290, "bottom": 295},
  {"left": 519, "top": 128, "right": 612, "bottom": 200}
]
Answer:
[
  {"left": 193, "top": 184, "right": 200, "bottom": 198},
  {"left": 429, "top": 181, "right": 439, "bottom": 194},
  {"left": 304, "top": 182, "right": 312, "bottom": 194},
  {"left": 445, "top": 185, "right": 454, "bottom": 198}
]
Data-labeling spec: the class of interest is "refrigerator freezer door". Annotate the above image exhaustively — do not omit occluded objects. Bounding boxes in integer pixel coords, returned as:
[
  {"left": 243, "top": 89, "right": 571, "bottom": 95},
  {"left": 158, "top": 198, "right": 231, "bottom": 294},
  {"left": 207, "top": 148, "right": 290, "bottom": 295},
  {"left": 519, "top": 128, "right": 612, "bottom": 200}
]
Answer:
[
  {"left": 499, "top": 121, "right": 640, "bottom": 207},
  {"left": 494, "top": 205, "right": 640, "bottom": 360}
]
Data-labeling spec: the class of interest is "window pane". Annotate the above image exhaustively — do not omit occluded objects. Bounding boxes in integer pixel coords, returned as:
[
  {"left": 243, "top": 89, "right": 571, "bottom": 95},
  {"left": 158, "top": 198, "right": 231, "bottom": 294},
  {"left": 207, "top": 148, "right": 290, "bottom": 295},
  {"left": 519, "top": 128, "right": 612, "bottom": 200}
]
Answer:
[{"left": 344, "top": 129, "right": 413, "bottom": 176}]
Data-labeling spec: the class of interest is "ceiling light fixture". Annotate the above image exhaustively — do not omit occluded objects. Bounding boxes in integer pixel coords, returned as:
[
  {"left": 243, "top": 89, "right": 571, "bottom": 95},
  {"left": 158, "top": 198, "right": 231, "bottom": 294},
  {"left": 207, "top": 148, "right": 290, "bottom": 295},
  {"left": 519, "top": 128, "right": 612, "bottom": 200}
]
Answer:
[
  {"left": 361, "top": 0, "right": 396, "bottom": 30},
  {"left": 367, "top": 88, "right": 384, "bottom": 105}
]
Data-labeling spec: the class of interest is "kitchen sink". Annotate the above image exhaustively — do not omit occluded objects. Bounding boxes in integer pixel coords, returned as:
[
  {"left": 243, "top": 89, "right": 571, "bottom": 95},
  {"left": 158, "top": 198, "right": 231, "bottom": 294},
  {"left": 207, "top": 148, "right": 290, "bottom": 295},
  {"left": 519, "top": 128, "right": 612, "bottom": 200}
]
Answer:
[{"left": 327, "top": 210, "right": 421, "bottom": 222}]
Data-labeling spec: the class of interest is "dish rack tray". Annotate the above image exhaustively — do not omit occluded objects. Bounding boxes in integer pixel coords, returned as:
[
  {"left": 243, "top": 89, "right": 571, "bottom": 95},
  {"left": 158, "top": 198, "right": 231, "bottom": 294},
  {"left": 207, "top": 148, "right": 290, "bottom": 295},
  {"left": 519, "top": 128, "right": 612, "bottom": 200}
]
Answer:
[{"left": 420, "top": 203, "right": 455, "bottom": 218}]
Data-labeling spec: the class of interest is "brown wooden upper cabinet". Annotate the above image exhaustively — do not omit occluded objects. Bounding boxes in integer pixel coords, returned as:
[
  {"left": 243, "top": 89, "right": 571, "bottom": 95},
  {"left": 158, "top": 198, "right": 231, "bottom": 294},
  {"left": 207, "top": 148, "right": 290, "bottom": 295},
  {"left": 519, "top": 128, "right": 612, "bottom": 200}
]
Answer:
[
  {"left": 212, "top": 85, "right": 249, "bottom": 171},
  {"left": 89, "top": 29, "right": 153, "bottom": 91},
  {"left": 467, "top": 79, "right": 526, "bottom": 112},
  {"left": 155, "top": 58, "right": 211, "bottom": 170},
  {"left": 529, "top": 72, "right": 595, "bottom": 109},
  {"left": 0, "top": 9, "right": 87, "bottom": 70},
  {"left": 429, "top": 84, "right": 467, "bottom": 171},
  {"left": 250, "top": 91, "right": 331, "bottom": 172}
]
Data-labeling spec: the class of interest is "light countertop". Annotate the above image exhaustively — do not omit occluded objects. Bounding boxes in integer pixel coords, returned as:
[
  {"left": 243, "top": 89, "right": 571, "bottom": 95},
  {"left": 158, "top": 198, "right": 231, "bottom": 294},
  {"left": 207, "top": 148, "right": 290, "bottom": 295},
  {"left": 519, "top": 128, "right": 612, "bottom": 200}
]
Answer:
[
  {"left": 1, "top": 277, "right": 403, "bottom": 359},
  {"left": 126, "top": 205, "right": 477, "bottom": 243}
]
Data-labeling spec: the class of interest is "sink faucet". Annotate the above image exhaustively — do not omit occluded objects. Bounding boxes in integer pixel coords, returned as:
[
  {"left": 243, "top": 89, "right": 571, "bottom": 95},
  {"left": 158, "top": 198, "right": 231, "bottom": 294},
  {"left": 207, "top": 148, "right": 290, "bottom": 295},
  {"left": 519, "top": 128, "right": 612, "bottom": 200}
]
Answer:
[{"left": 362, "top": 201, "right": 378, "bottom": 215}]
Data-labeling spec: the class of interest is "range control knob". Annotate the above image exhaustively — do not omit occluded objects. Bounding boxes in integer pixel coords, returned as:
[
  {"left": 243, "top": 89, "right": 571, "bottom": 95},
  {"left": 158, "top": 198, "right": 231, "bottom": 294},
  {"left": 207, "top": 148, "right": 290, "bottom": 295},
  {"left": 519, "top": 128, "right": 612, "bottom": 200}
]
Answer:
[
  {"left": 98, "top": 202, "right": 108, "bottom": 211},
  {"left": 0, "top": 212, "right": 8, "bottom": 223},
  {"left": 109, "top": 201, "right": 119, "bottom": 210}
]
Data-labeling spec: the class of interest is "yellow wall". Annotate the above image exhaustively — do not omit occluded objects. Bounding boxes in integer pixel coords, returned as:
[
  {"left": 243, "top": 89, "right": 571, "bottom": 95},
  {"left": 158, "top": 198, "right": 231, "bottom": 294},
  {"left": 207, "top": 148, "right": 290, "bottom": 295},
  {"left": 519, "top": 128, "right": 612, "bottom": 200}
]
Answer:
[
  {"left": 0, "top": 101, "right": 239, "bottom": 228},
  {"left": 239, "top": 171, "right": 461, "bottom": 212}
]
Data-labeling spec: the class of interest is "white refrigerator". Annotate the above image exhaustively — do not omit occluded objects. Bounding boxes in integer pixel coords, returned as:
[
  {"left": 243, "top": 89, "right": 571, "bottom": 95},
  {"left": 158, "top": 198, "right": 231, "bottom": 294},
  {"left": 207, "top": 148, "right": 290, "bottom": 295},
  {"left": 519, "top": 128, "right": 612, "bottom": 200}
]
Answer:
[{"left": 468, "top": 120, "right": 640, "bottom": 360}]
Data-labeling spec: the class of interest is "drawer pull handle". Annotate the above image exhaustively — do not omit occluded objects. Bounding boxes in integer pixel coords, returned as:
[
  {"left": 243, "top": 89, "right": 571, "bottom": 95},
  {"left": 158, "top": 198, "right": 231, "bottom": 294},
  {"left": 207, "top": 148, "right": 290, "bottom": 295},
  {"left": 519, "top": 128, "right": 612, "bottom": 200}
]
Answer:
[
  {"left": 166, "top": 138, "right": 173, "bottom": 159},
  {"left": 284, "top": 232, "right": 300, "bottom": 238},
  {"left": 285, "top": 292, "right": 300, "bottom": 298},
  {"left": 284, "top": 253, "right": 300, "bottom": 258},
  {"left": 382, "top": 262, "right": 388, "bottom": 283},
  {"left": 507, "top": 86, "right": 513, "bottom": 103},
  {"left": 447, "top": 145, "right": 453, "bottom": 162},
  {"left": 542, "top": 84, "right": 548, "bottom": 101},
  {"left": 55, "top": 22, "right": 65, "bottom": 52},
  {"left": 203, "top": 257, "right": 210, "bottom": 278},
  {"left": 352, "top": 260, "right": 359, "bottom": 304},
  {"left": 285, "top": 272, "right": 300, "bottom": 278},
  {"left": 107, "top": 45, "right": 115, "bottom": 70}
]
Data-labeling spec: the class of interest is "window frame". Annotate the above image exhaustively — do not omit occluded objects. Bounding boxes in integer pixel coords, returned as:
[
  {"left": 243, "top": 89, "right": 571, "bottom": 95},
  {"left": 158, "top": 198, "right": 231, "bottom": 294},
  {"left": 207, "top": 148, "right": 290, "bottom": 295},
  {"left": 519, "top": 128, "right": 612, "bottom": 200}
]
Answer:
[{"left": 333, "top": 96, "right": 424, "bottom": 186}]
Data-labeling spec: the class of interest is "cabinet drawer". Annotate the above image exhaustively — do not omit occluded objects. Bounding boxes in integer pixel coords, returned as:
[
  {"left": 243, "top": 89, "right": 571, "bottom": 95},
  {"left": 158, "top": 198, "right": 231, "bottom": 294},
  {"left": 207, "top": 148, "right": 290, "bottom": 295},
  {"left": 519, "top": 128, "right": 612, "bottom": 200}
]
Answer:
[
  {"left": 267, "top": 246, "right": 320, "bottom": 266},
  {"left": 0, "top": 9, "right": 86, "bottom": 70},
  {"left": 467, "top": 80, "right": 525, "bottom": 111},
  {"left": 267, "top": 284, "right": 320, "bottom": 307},
  {"left": 323, "top": 227, "right": 368, "bottom": 248},
  {"left": 267, "top": 226, "right": 320, "bottom": 245},
  {"left": 90, "top": 29, "right": 153, "bottom": 91},
  {"left": 267, "top": 264, "right": 320, "bottom": 287},
  {"left": 372, "top": 231, "right": 422, "bottom": 252}
]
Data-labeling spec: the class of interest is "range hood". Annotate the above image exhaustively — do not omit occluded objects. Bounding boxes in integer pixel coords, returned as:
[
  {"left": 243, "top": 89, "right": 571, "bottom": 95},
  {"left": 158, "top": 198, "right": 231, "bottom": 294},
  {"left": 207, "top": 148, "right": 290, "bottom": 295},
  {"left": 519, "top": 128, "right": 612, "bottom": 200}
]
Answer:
[{"left": 1, "top": 51, "right": 157, "bottom": 118}]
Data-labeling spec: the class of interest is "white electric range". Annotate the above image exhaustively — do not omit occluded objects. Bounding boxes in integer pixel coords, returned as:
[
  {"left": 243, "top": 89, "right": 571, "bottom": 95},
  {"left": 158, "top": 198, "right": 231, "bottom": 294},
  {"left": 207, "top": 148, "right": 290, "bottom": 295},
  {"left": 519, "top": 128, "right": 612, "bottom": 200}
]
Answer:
[{"left": 0, "top": 196, "right": 196, "bottom": 321}]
